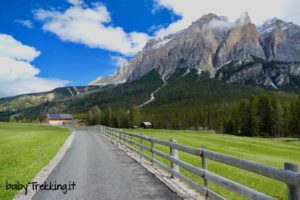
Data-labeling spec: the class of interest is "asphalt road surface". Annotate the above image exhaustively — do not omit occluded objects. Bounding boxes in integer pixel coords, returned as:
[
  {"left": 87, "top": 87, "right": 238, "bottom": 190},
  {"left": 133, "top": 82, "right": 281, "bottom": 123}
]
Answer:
[{"left": 33, "top": 129, "right": 182, "bottom": 200}]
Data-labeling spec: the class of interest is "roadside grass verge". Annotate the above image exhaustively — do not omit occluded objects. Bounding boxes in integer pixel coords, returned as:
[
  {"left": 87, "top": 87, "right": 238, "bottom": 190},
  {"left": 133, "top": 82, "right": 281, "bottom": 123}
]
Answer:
[
  {"left": 0, "top": 123, "right": 70, "bottom": 200},
  {"left": 123, "top": 129, "right": 300, "bottom": 200}
]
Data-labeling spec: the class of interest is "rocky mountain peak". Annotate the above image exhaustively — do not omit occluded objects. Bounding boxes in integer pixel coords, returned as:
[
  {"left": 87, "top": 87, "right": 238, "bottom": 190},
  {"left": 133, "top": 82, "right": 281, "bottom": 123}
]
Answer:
[
  {"left": 235, "top": 12, "right": 252, "bottom": 26},
  {"left": 192, "top": 13, "right": 224, "bottom": 26},
  {"left": 258, "top": 18, "right": 288, "bottom": 35},
  {"left": 258, "top": 18, "right": 300, "bottom": 62},
  {"left": 90, "top": 13, "right": 300, "bottom": 86}
]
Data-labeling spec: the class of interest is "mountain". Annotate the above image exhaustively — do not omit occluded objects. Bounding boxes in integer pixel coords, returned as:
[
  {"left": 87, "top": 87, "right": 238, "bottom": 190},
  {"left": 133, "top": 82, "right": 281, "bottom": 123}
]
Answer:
[
  {"left": 0, "top": 69, "right": 266, "bottom": 121},
  {"left": 1, "top": 13, "right": 300, "bottom": 122},
  {"left": 258, "top": 18, "right": 300, "bottom": 61},
  {"left": 0, "top": 70, "right": 163, "bottom": 119},
  {"left": 0, "top": 86, "right": 100, "bottom": 113},
  {"left": 91, "top": 13, "right": 300, "bottom": 90}
]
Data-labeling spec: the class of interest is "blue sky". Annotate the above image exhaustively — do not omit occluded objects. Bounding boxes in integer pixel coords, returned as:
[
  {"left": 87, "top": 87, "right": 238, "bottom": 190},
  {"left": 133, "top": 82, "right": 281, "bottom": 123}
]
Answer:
[
  {"left": 0, "top": 0, "right": 299, "bottom": 97},
  {"left": 0, "top": 0, "right": 177, "bottom": 87}
]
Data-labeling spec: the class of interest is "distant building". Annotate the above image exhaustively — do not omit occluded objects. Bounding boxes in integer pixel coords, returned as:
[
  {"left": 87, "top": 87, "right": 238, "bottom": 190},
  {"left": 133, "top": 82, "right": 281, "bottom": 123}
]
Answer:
[
  {"left": 45, "top": 114, "right": 73, "bottom": 125},
  {"left": 141, "top": 121, "right": 152, "bottom": 128}
]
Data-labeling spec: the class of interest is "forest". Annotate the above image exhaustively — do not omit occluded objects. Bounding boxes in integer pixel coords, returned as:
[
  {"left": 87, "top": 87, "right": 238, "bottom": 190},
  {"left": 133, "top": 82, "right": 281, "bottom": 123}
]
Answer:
[
  {"left": 83, "top": 93, "right": 300, "bottom": 138},
  {"left": 3, "top": 68, "right": 300, "bottom": 138}
]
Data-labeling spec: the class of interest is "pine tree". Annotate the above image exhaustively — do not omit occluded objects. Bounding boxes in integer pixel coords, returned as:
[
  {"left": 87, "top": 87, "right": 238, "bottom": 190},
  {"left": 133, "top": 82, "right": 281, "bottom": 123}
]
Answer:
[
  {"left": 256, "top": 95, "right": 272, "bottom": 136},
  {"left": 270, "top": 98, "right": 283, "bottom": 137},
  {"left": 238, "top": 99, "right": 257, "bottom": 136},
  {"left": 224, "top": 119, "right": 235, "bottom": 135},
  {"left": 289, "top": 96, "right": 300, "bottom": 136},
  {"left": 129, "top": 106, "right": 141, "bottom": 126},
  {"left": 87, "top": 110, "right": 94, "bottom": 125},
  {"left": 91, "top": 106, "right": 102, "bottom": 125},
  {"left": 104, "top": 107, "right": 112, "bottom": 127}
]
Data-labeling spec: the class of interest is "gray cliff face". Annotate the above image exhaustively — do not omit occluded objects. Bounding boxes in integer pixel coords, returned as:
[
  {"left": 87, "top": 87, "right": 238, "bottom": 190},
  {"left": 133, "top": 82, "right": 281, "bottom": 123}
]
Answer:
[
  {"left": 217, "top": 62, "right": 300, "bottom": 89},
  {"left": 91, "top": 13, "right": 300, "bottom": 89},
  {"left": 258, "top": 18, "right": 300, "bottom": 62},
  {"left": 214, "top": 13, "right": 265, "bottom": 67},
  {"left": 127, "top": 12, "right": 266, "bottom": 82},
  {"left": 89, "top": 57, "right": 138, "bottom": 86}
]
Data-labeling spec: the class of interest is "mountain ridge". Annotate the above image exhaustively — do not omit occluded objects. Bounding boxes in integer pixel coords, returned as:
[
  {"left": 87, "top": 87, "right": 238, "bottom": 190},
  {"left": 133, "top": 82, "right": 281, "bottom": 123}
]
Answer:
[
  {"left": 90, "top": 13, "right": 300, "bottom": 88},
  {"left": 1, "top": 13, "right": 300, "bottom": 121}
]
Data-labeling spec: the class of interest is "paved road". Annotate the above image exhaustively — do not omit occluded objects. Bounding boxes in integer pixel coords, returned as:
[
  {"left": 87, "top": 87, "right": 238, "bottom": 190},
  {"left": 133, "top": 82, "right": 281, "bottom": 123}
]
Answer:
[{"left": 33, "top": 129, "right": 181, "bottom": 200}]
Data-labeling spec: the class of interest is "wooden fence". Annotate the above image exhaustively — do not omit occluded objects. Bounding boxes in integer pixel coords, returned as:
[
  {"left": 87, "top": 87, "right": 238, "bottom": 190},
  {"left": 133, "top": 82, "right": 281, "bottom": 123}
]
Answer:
[{"left": 97, "top": 125, "right": 300, "bottom": 200}]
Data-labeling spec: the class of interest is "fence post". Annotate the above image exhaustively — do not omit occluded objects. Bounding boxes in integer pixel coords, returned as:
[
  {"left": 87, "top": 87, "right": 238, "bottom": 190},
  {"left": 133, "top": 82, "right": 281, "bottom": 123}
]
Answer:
[
  {"left": 151, "top": 137, "right": 155, "bottom": 163},
  {"left": 284, "top": 162, "right": 300, "bottom": 200},
  {"left": 201, "top": 145, "right": 209, "bottom": 198},
  {"left": 118, "top": 131, "right": 121, "bottom": 142},
  {"left": 140, "top": 138, "right": 144, "bottom": 152},
  {"left": 125, "top": 133, "right": 128, "bottom": 145},
  {"left": 122, "top": 132, "right": 125, "bottom": 144},
  {"left": 123, "top": 132, "right": 126, "bottom": 144},
  {"left": 170, "top": 139, "right": 179, "bottom": 178}
]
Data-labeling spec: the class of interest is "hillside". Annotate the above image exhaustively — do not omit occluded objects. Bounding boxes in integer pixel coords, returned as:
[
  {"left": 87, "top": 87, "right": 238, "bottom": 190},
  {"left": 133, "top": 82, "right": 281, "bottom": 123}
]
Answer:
[
  {"left": 0, "top": 70, "right": 163, "bottom": 120},
  {"left": 0, "top": 13, "right": 299, "bottom": 134},
  {"left": 0, "top": 86, "right": 101, "bottom": 112},
  {"left": 0, "top": 68, "right": 285, "bottom": 120}
]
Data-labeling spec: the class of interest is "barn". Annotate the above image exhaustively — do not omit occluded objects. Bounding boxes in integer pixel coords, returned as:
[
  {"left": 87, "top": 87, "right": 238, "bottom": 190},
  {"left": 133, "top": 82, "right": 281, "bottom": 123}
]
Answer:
[
  {"left": 45, "top": 114, "right": 73, "bottom": 125},
  {"left": 141, "top": 121, "right": 152, "bottom": 128}
]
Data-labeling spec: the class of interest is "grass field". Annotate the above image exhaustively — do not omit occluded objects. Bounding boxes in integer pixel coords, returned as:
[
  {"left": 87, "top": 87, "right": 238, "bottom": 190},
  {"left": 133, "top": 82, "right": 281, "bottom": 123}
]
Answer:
[
  {"left": 0, "top": 123, "right": 70, "bottom": 200},
  {"left": 124, "top": 129, "right": 300, "bottom": 200}
]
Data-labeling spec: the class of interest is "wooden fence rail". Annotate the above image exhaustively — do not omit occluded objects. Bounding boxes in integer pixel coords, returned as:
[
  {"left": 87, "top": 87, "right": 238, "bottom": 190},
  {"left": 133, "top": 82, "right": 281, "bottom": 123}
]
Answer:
[{"left": 96, "top": 125, "right": 300, "bottom": 200}]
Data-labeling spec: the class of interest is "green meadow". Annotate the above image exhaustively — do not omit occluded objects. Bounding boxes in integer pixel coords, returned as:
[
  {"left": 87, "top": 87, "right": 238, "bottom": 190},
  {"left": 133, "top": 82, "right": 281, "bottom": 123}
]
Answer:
[
  {"left": 0, "top": 123, "right": 70, "bottom": 200},
  {"left": 124, "top": 129, "right": 300, "bottom": 200}
]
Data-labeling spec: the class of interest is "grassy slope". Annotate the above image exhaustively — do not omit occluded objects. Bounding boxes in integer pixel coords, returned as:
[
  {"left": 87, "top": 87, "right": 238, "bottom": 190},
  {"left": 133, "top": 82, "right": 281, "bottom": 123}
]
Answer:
[
  {"left": 0, "top": 70, "right": 163, "bottom": 120},
  {"left": 0, "top": 123, "right": 70, "bottom": 200},
  {"left": 124, "top": 129, "right": 300, "bottom": 199},
  {"left": 0, "top": 86, "right": 102, "bottom": 112}
]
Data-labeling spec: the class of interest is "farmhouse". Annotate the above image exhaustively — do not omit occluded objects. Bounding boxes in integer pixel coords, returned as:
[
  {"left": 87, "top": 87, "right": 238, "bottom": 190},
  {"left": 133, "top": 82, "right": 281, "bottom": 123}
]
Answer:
[
  {"left": 141, "top": 121, "right": 152, "bottom": 128},
  {"left": 45, "top": 114, "right": 73, "bottom": 125}
]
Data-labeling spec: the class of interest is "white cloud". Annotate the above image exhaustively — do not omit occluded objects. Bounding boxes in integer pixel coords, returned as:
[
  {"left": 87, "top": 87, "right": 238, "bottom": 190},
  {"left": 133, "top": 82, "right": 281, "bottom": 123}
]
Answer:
[
  {"left": 68, "top": 0, "right": 84, "bottom": 6},
  {"left": 153, "top": 0, "right": 289, "bottom": 38},
  {"left": 15, "top": 19, "right": 33, "bottom": 29},
  {"left": 111, "top": 56, "right": 129, "bottom": 69},
  {"left": 0, "top": 34, "right": 40, "bottom": 62},
  {"left": 205, "top": 19, "right": 234, "bottom": 30},
  {"left": 0, "top": 34, "right": 67, "bottom": 98},
  {"left": 34, "top": 2, "right": 151, "bottom": 56},
  {"left": 0, "top": 57, "right": 39, "bottom": 81}
]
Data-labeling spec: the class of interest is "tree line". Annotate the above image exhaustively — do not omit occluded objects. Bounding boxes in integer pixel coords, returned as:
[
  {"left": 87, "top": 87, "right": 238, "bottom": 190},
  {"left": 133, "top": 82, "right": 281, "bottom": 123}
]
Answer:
[
  {"left": 84, "top": 93, "right": 300, "bottom": 137},
  {"left": 85, "top": 105, "right": 142, "bottom": 128},
  {"left": 223, "top": 94, "right": 293, "bottom": 137}
]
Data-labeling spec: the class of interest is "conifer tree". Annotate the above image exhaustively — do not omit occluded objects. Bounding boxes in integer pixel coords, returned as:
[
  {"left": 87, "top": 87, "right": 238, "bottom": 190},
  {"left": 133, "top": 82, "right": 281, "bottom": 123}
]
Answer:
[
  {"left": 289, "top": 96, "right": 300, "bottom": 136},
  {"left": 129, "top": 106, "right": 141, "bottom": 126}
]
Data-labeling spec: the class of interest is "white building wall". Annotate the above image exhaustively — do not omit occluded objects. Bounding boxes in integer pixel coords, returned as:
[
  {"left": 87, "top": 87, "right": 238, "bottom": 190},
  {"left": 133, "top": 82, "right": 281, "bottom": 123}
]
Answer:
[{"left": 48, "top": 120, "right": 66, "bottom": 125}]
